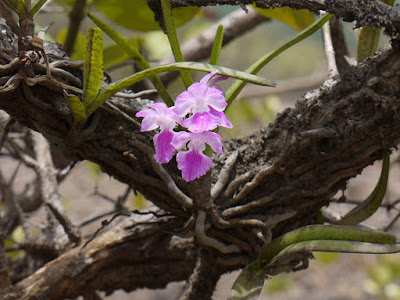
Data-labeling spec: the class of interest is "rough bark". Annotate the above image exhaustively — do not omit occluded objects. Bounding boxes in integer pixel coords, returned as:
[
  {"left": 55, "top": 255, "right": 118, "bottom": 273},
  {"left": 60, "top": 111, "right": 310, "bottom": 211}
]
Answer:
[
  {"left": 2, "top": 215, "right": 198, "bottom": 300},
  {"left": 162, "top": 0, "right": 400, "bottom": 36},
  {"left": 1, "top": 0, "right": 400, "bottom": 298}
]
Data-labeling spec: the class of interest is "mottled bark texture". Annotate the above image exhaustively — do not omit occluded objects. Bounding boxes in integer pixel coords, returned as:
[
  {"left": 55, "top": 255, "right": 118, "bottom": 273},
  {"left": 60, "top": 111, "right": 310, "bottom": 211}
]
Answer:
[{"left": 1, "top": 0, "right": 400, "bottom": 298}]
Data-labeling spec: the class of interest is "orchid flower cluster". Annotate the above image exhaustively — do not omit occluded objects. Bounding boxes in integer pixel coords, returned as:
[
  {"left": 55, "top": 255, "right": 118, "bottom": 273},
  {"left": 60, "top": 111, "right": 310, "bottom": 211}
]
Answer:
[{"left": 135, "top": 70, "right": 233, "bottom": 182}]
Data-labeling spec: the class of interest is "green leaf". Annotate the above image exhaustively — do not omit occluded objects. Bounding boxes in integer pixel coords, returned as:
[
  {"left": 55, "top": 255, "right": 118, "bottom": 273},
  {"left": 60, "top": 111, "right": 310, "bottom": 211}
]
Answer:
[
  {"left": 336, "top": 152, "right": 390, "bottom": 226},
  {"left": 357, "top": 0, "right": 395, "bottom": 63},
  {"left": 87, "top": 62, "right": 276, "bottom": 116},
  {"left": 357, "top": 26, "right": 382, "bottom": 63},
  {"left": 259, "top": 225, "right": 397, "bottom": 264},
  {"left": 88, "top": 13, "right": 173, "bottom": 106},
  {"left": 161, "top": 0, "right": 193, "bottom": 88},
  {"left": 228, "top": 261, "right": 265, "bottom": 300},
  {"left": 254, "top": 6, "right": 315, "bottom": 31},
  {"left": 209, "top": 25, "right": 224, "bottom": 65},
  {"left": 30, "top": 0, "right": 48, "bottom": 16},
  {"left": 270, "top": 240, "right": 400, "bottom": 265},
  {"left": 132, "top": 192, "right": 147, "bottom": 210},
  {"left": 56, "top": 28, "right": 86, "bottom": 60},
  {"left": 93, "top": 0, "right": 199, "bottom": 31},
  {"left": 83, "top": 26, "right": 104, "bottom": 113},
  {"left": 226, "top": 13, "right": 333, "bottom": 106},
  {"left": 63, "top": 90, "right": 87, "bottom": 126}
]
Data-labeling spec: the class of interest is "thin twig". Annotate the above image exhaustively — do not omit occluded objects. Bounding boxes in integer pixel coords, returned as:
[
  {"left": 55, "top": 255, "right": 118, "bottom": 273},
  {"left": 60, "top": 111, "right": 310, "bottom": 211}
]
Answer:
[
  {"left": 0, "top": 118, "right": 14, "bottom": 151},
  {"left": 32, "top": 131, "right": 81, "bottom": 244},
  {"left": 79, "top": 210, "right": 120, "bottom": 228},
  {"left": 6, "top": 137, "right": 38, "bottom": 169},
  {"left": 384, "top": 211, "right": 400, "bottom": 231},
  {"left": 82, "top": 211, "right": 130, "bottom": 249}
]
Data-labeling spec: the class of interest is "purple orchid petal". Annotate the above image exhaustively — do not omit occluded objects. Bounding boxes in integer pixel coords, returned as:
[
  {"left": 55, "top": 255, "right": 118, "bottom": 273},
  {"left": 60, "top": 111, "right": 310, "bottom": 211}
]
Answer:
[
  {"left": 136, "top": 102, "right": 181, "bottom": 132},
  {"left": 183, "top": 132, "right": 222, "bottom": 153},
  {"left": 187, "top": 82, "right": 207, "bottom": 99},
  {"left": 171, "top": 131, "right": 191, "bottom": 150},
  {"left": 204, "top": 88, "right": 227, "bottom": 112},
  {"left": 148, "top": 102, "right": 168, "bottom": 113},
  {"left": 174, "top": 91, "right": 196, "bottom": 117},
  {"left": 202, "top": 131, "right": 223, "bottom": 153},
  {"left": 200, "top": 69, "right": 228, "bottom": 93},
  {"left": 174, "top": 70, "right": 228, "bottom": 116},
  {"left": 208, "top": 75, "right": 228, "bottom": 85},
  {"left": 200, "top": 70, "right": 219, "bottom": 84},
  {"left": 135, "top": 109, "right": 157, "bottom": 118},
  {"left": 176, "top": 149, "right": 213, "bottom": 182},
  {"left": 182, "top": 112, "right": 220, "bottom": 132},
  {"left": 209, "top": 107, "right": 233, "bottom": 128},
  {"left": 140, "top": 116, "right": 159, "bottom": 132},
  {"left": 153, "top": 130, "right": 176, "bottom": 164}
]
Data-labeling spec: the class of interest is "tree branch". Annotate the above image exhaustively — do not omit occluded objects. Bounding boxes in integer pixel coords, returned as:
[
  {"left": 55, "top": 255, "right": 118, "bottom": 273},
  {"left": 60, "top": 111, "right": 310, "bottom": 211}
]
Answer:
[
  {"left": 167, "top": 0, "right": 400, "bottom": 36},
  {"left": 0, "top": 3, "right": 400, "bottom": 297},
  {"left": 2, "top": 215, "right": 201, "bottom": 300}
]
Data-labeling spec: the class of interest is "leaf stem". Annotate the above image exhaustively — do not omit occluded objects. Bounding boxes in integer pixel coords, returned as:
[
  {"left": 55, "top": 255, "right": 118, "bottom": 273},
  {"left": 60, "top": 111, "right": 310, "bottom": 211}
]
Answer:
[
  {"left": 160, "top": 0, "right": 193, "bottom": 88},
  {"left": 30, "top": 0, "right": 48, "bottom": 16},
  {"left": 225, "top": 13, "right": 333, "bottom": 107},
  {"left": 89, "top": 62, "right": 275, "bottom": 116},
  {"left": 209, "top": 25, "right": 224, "bottom": 65}
]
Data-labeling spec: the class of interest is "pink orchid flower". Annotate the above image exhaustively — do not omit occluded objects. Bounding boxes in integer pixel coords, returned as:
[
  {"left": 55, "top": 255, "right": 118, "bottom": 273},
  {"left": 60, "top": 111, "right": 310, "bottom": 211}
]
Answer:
[
  {"left": 174, "top": 70, "right": 231, "bottom": 131},
  {"left": 135, "top": 71, "right": 232, "bottom": 182},
  {"left": 171, "top": 131, "right": 223, "bottom": 182},
  {"left": 135, "top": 103, "right": 182, "bottom": 164}
]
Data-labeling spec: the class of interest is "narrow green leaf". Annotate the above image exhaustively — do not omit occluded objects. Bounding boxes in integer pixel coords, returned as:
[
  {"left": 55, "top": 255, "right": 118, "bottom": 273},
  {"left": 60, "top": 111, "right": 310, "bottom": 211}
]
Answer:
[
  {"left": 63, "top": 90, "right": 87, "bottom": 126},
  {"left": 357, "top": 26, "right": 382, "bottom": 63},
  {"left": 83, "top": 26, "right": 104, "bottom": 112},
  {"left": 270, "top": 240, "right": 400, "bottom": 266},
  {"left": 30, "top": 0, "right": 48, "bottom": 16},
  {"left": 259, "top": 225, "right": 397, "bottom": 264},
  {"left": 160, "top": 0, "right": 193, "bottom": 89},
  {"left": 87, "top": 62, "right": 276, "bottom": 116},
  {"left": 88, "top": 13, "right": 173, "bottom": 106},
  {"left": 210, "top": 25, "right": 224, "bottom": 65},
  {"left": 254, "top": 6, "right": 315, "bottom": 31},
  {"left": 336, "top": 152, "right": 390, "bottom": 226},
  {"left": 228, "top": 261, "right": 265, "bottom": 300},
  {"left": 356, "top": 0, "right": 394, "bottom": 63},
  {"left": 225, "top": 13, "right": 333, "bottom": 107}
]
